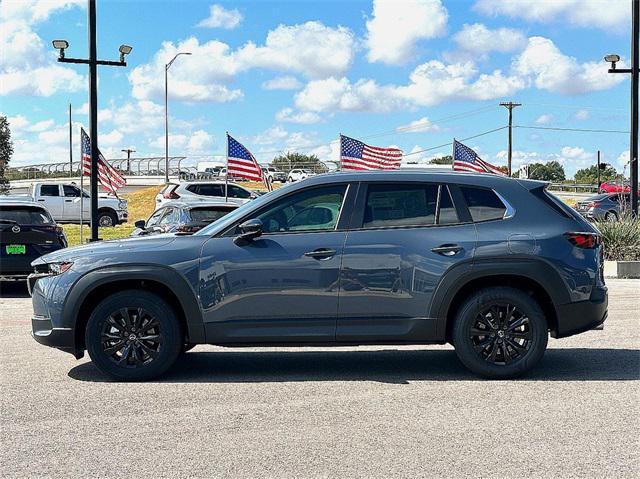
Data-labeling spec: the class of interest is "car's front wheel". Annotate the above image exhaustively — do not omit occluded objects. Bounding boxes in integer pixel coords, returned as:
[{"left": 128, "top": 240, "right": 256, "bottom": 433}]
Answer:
[
  {"left": 85, "top": 290, "right": 182, "bottom": 381},
  {"left": 452, "top": 287, "right": 548, "bottom": 379}
]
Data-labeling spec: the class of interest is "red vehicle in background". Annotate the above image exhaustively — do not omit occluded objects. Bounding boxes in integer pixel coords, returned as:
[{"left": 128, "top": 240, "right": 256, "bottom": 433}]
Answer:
[{"left": 599, "top": 180, "right": 639, "bottom": 194}]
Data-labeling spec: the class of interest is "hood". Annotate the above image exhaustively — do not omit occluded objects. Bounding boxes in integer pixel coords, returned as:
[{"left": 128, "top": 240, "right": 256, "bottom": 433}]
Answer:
[{"left": 32, "top": 234, "right": 181, "bottom": 266}]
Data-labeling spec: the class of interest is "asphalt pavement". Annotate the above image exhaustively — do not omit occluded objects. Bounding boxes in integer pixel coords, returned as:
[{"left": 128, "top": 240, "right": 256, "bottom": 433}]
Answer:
[{"left": 1, "top": 280, "right": 638, "bottom": 478}]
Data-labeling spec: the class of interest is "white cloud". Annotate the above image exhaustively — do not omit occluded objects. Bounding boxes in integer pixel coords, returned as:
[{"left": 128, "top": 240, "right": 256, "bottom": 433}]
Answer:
[
  {"left": 573, "top": 109, "right": 590, "bottom": 120},
  {"left": 275, "top": 107, "right": 321, "bottom": 124},
  {"left": 197, "top": 4, "right": 242, "bottom": 29},
  {"left": 262, "top": 76, "right": 302, "bottom": 90},
  {"left": 6, "top": 115, "right": 54, "bottom": 136},
  {"left": 474, "top": 0, "right": 628, "bottom": 30},
  {"left": 512, "top": 37, "right": 626, "bottom": 95},
  {"left": 366, "top": 0, "right": 448, "bottom": 65},
  {"left": 453, "top": 23, "right": 526, "bottom": 57},
  {"left": 130, "top": 22, "right": 355, "bottom": 102},
  {"left": 535, "top": 114, "right": 554, "bottom": 125},
  {"left": 397, "top": 117, "right": 440, "bottom": 133},
  {"left": 149, "top": 130, "right": 214, "bottom": 155},
  {"left": 100, "top": 129, "right": 124, "bottom": 146},
  {"left": 0, "top": 5, "right": 85, "bottom": 97},
  {"left": 616, "top": 150, "right": 630, "bottom": 171}
]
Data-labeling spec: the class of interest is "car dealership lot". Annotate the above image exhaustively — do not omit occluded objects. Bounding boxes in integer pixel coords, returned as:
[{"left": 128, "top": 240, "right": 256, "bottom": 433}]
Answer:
[{"left": 1, "top": 280, "right": 638, "bottom": 478}]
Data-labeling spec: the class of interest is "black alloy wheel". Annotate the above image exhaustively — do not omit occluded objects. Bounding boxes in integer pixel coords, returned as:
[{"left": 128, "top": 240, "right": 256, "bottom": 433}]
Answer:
[
  {"left": 453, "top": 287, "right": 548, "bottom": 379},
  {"left": 85, "top": 290, "right": 182, "bottom": 381}
]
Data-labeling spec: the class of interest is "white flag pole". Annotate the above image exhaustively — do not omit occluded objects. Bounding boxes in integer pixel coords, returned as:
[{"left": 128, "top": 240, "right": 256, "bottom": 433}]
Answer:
[
  {"left": 225, "top": 131, "right": 229, "bottom": 202},
  {"left": 338, "top": 133, "right": 342, "bottom": 171},
  {"left": 80, "top": 131, "right": 84, "bottom": 244},
  {"left": 451, "top": 138, "right": 456, "bottom": 171}
]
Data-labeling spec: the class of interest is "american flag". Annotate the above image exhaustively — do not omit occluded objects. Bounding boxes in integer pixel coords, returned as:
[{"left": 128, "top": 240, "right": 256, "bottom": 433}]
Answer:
[
  {"left": 452, "top": 139, "right": 506, "bottom": 175},
  {"left": 340, "top": 134, "right": 403, "bottom": 170},
  {"left": 227, "top": 134, "right": 271, "bottom": 191},
  {"left": 81, "top": 128, "right": 126, "bottom": 194}
]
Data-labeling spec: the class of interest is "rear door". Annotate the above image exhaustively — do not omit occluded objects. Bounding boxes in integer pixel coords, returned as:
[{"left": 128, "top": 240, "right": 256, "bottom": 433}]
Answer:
[
  {"left": 36, "top": 184, "right": 63, "bottom": 219},
  {"left": 337, "top": 182, "right": 476, "bottom": 342}
]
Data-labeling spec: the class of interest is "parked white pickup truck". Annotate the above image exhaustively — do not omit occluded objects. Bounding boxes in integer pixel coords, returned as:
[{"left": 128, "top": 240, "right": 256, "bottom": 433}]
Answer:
[{"left": 28, "top": 182, "right": 128, "bottom": 227}]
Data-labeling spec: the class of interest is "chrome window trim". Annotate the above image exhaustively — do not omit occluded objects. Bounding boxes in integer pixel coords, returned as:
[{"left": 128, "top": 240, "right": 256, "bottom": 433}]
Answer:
[{"left": 494, "top": 190, "right": 516, "bottom": 219}]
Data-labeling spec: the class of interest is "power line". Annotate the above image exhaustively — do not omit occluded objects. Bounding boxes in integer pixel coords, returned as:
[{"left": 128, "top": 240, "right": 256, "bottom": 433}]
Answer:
[
  {"left": 515, "top": 125, "right": 631, "bottom": 134},
  {"left": 403, "top": 126, "right": 508, "bottom": 157}
]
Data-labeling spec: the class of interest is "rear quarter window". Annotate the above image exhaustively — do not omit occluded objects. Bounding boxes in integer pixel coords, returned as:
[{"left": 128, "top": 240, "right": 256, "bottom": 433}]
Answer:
[{"left": 459, "top": 186, "right": 506, "bottom": 222}]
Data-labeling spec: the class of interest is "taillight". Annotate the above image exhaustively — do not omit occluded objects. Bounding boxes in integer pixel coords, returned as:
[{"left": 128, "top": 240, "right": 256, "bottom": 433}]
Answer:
[
  {"left": 564, "top": 232, "right": 602, "bottom": 249},
  {"left": 163, "top": 185, "right": 180, "bottom": 199}
]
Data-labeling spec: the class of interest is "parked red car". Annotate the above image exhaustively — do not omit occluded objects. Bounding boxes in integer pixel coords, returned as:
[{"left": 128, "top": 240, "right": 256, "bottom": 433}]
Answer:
[{"left": 599, "top": 180, "right": 639, "bottom": 194}]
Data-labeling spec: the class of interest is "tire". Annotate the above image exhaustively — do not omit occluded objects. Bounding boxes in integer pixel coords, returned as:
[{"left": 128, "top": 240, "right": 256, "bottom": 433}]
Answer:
[
  {"left": 97, "top": 210, "right": 118, "bottom": 227},
  {"left": 452, "top": 287, "right": 548, "bottom": 379},
  {"left": 604, "top": 211, "right": 618, "bottom": 222},
  {"left": 85, "top": 290, "right": 183, "bottom": 381}
]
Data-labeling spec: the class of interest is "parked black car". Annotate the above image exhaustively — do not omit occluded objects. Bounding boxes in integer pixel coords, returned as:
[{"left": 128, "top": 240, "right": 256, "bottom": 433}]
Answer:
[
  {"left": 131, "top": 201, "right": 239, "bottom": 236},
  {"left": 0, "top": 198, "right": 67, "bottom": 280},
  {"left": 29, "top": 171, "right": 607, "bottom": 380}
]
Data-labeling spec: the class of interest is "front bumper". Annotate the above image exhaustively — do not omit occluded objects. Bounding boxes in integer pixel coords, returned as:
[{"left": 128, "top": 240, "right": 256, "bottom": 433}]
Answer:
[
  {"left": 31, "top": 315, "right": 81, "bottom": 358},
  {"left": 553, "top": 284, "right": 608, "bottom": 338},
  {"left": 117, "top": 209, "right": 128, "bottom": 223}
]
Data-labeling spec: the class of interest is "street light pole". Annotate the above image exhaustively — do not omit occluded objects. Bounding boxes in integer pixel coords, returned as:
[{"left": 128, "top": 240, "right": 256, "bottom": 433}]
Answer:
[
  {"left": 53, "top": 0, "right": 132, "bottom": 241},
  {"left": 604, "top": 0, "right": 639, "bottom": 217},
  {"left": 164, "top": 52, "right": 191, "bottom": 184}
]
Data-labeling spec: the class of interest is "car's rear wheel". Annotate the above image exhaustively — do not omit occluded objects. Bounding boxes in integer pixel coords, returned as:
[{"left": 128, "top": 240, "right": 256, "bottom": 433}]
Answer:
[
  {"left": 85, "top": 290, "right": 182, "bottom": 381},
  {"left": 452, "top": 287, "right": 548, "bottom": 379}
]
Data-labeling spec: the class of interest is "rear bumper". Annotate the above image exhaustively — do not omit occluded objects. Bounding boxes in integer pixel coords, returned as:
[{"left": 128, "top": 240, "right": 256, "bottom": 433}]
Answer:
[
  {"left": 31, "top": 315, "right": 81, "bottom": 358},
  {"left": 553, "top": 285, "right": 608, "bottom": 338}
]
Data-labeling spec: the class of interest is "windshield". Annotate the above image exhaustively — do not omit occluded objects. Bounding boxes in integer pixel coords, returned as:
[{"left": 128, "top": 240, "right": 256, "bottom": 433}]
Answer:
[
  {"left": 194, "top": 187, "right": 282, "bottom": 236},
  {"left": 0, "top": 206, "right": 52, "bottom": 224}
]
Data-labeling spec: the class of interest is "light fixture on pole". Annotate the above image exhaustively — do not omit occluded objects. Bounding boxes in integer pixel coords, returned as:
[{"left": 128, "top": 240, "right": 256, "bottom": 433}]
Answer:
[
  {"left": 604, "top": 0, "right": 639, "bottom": 217},
  {"left": 52, "top": 0, "right": 133, "bottom": 242},
  {"left": 164, "top": 52, "right": 192, "bottom": 184}
]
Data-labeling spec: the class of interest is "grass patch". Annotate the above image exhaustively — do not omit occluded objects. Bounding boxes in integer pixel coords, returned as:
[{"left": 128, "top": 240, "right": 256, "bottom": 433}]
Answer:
[
  {"left": 62, "top": 224, "right": 136, "bottom": 247},
  {"left": 123, "top": 185, "right": 163, "bottom": 222}
]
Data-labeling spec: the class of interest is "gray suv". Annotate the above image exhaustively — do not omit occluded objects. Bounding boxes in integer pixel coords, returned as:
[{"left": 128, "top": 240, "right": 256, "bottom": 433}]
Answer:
[{"left": 29, "top": 171, "right": 607, "bottom": 380}]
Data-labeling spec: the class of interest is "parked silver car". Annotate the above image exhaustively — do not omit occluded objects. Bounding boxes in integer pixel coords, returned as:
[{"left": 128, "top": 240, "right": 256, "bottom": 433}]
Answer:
[
  {"left": 574, "top": 193, "right": 634, "bottom": 221},
  {"left": 156, "top": 181, "right": 257, "bottom": 207}
]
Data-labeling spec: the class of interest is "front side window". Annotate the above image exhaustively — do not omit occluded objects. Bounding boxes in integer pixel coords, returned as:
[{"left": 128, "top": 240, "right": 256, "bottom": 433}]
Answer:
[
  {"left": 146, "top": 208, "right": 165, "bottom": 227},
  {"left": 253, "top": 184, "right": 347, "bottom": 233},
  {"left": 63, "top": 185, "right": 80, "bottom": 197},
  {"left": 40, "top": 185, "right": 60, "bottom": 197},
  {"left": 159, "top": 208, "right": 178, "bottom": 225},
  {"left": 460, "top": 186, "right": 506, "bottom": 222},
  {"left": 363, "top": 183, "right": 438, "bottom": 228}
]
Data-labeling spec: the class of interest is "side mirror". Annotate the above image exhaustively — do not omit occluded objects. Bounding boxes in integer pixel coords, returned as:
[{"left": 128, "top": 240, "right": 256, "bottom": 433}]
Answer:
[
  {"left": 235, "top": 218, "right": 263, "bottom": 244},
  {"left": 134, "top": 220, "right": 146, "bottom": 229}
]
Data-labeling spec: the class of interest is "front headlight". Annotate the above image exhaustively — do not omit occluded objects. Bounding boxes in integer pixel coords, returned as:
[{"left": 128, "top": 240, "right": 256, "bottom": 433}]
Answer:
[
  {"left": 118, "top": 200, "right": 128, "bottom": 209},
  {"left": 49, "top": 262, "right": 74, "bottom": 275}
]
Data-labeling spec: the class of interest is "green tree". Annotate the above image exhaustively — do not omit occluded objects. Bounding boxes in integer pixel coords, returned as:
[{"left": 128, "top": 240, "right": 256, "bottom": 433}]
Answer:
[
  {"left": 527, "top": 161, "right": 566, "bottom": 182},
  {"left": 271, "top": 151, "right": 327, "bottom": 173},
  {"left": 0, "top": 116, "right": 13, "bottom": 194},
  {"left": 429, "top": 155, "right": 452, "bottom": 165},
  {"left": 574, "top": 164, "right": 620, "bottom": 184}
]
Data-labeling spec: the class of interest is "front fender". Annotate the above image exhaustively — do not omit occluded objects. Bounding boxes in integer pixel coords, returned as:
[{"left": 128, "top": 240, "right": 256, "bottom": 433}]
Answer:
[{"left": 63, "top": 264, "right": 205, "bottom": 344}]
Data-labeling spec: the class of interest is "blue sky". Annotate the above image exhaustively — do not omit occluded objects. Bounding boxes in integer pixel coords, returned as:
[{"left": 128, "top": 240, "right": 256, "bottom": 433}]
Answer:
[{"left": 0, "top": 0, "right": 634, "bottom": 177}]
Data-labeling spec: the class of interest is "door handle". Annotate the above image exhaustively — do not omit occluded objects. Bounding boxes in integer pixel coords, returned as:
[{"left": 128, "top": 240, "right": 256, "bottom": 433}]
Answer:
[
  {"left": 64, "top": 199, "right": 72, "bottom": 202},
  {"left": 303, "top": 248, "right": 336, "bottom": 259},
  {"left": 37, "top": 199, "right": 45, "bottom": 202},
  {"left": 431, "top": 244, "right": 463, "bottom": 256}
]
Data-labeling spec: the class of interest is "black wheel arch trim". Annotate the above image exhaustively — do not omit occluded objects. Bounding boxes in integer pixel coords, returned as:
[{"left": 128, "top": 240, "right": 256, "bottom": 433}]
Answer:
[
  {"left": 63, "top": 264, "right": 206, "bottom": 348},
  {"left": 430, "top": 257, "right": 570, "bottom": 340}
]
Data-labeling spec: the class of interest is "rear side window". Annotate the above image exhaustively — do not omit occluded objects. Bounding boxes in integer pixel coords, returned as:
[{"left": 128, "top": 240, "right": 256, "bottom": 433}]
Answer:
[
  {"left": 0, "top": 206, "right": 52, "bottom": 224},
  {"left": 438, "top": 186, "right": 459, "bottom": 225},
  {"left": 364, "top": 184, "right": 438, "bottom": 228},
  {"left": 460, "top": 186, "right": 506, "bottom": 222},
  {"left": 189, "top": 207, "right": 235, "bottom": 222},
  {"left": 40, "top": 185, "right": 59, "bottom": 197},
  {"left": 187, "top": 184, "right": 224, "bottom": 197}
]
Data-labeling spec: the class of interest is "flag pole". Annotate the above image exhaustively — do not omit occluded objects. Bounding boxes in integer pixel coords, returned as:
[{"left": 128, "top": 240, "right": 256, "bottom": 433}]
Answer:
[
  {"left": 451, "top": 138, "right": 456, "bottom": 171},
  {"left": 225, "top": 131, "right": 229, "bottom": 202},
  {"left": 338, "top": 133, "right": 342, "bottom": 171},
  {"left": 80, "top": 129, "right": 84, "bottom": 244}
]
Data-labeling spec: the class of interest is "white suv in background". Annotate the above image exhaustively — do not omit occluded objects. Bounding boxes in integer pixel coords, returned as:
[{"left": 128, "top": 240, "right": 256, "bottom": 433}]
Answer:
[
  {"left": 156, "top": 181, "right": 258, "bottom": 206},
  {"left": 287, "top": 169, "right": 316, "bottom": 182}
]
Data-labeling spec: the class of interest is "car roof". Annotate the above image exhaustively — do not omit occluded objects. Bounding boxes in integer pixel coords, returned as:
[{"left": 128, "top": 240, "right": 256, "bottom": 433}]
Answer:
[
  {"left": 160, "top": 200, "right": 239, "bottom": 209},
  {"left": 299, "top": 169, "right": 525, "bottom": 188}
]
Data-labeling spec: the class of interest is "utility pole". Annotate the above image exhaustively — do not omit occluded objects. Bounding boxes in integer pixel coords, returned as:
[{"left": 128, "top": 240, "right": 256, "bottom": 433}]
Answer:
[
  {"left": 604, "top": 0, "right": 639, "bottom": 217},
  {"left": 500, "top": 101, "right": 521, "bottom": 176},
  {"left": 121, "top": 148, "right": 135, "bottom": 173},
  {"left": 164, "top": 52, "right": 191, "bottom": 183},
  {"left": 53, "top": 0, "right": 132, "bottom": 241}
]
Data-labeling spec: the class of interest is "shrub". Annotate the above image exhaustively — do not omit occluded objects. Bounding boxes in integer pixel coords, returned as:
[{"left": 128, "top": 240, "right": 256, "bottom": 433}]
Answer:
[{"left": 595, "top": 213, "right": 640, "bottom": 261}]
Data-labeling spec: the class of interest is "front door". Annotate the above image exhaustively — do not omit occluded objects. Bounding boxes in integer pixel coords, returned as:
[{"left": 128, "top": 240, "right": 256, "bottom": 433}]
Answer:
[
  {"left": 337, "top": 182, "right": 477, "bottom": 342},
  {"left": 199, "top": 183, "right": 353, "bottom": 343},
  {"left": 61, "top": 185, "right": 89, "bottom": 221}
]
